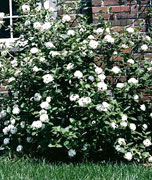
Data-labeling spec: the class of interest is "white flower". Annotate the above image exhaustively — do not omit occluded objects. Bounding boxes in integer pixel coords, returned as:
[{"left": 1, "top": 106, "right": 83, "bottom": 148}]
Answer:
[
  {"left": 145, "top": 35, "right": 151, "bottom": 41},
  {"left": 97, "top": 82, "right": 107, "bottom": 91},
  {"left": 42, "top": 22, "right": 51, "bottom": 31},
  {"left": 113, "top": 51, "right": 118, "bottom": 55},
  {"left": 12, "top": 107, "right": 20, "bottom": 115},
  {"left": 116, "top": 83, "right": 124, "bottom": 88},
  {"left": 88, "top": 76, "right": 94, "bottom": 82},
  {"left": 70, "top": 94, "right": 79, "bottom": 102},
  {"left": 89, "top": 40, "right": 99, "bottom": 49},
  {"left": 30, "top": 47, "right": 39, "bottom": 54},
  {"left": 126, "top": 27, "right": 134, "bottom": 33},
  {"left": 66, "top": 63, "right": 74, "bottom": 70},
  {"left": 3, "top": 127, "right": 10, "bottom": 135},
  {"left": 111, "top": 66, "right": 121, "bottom": 74},
  {"left": 121, "top": 44, "right": 129, "bottom": 49},
  {"left": 24, "top": 20, "right": 30, "bottom": 26},
  {"left": 143, "top": 124, "right": 148, "bottom": 130},
  {"left": 32, "top": 120, "right": 43, "bottom": 129},
  {"left": 68, "top": 149, "right": 76, "bottom": 157},
  {"left": 128, "top": 78, "right": 138, "bottom": 84},
  {"left": 33, "top": 22, "right": 42, "bottom": 30},
  {"left": 20, "top": 121, "right": 25, "bottom": 128},
  {"left": 94, "top": 28, "right": 104, "bottom": 34},
  {"left": 110, "top": 122, "right": 118, "bottom": 129},
  {"left": 124, "top": 152, "right": 133, "bottom": 161},
  {"left": 44, "top": 42, "right": 55, "bottom": 49},
  {"left": 67, "top": 30, "right": 75, "bottom": 36},
  {"left": 141, "top": 44, "right": 148, "bottom": 51},
  {"left": 92, "top": 121, "right": 96, "bottom": 124},
  {"left": 140, "top": 104, "right": 146, "bottom": 111},
  {"left": 122, "top": 114, "right": 127, "bottom": 121},
  {"left": 0, "top": 110, "right": 6, "bottom": 118},
  {"left": 148, "top": 156, "right": 152, "bottom": 163},
  {"left": 46, "top": 97, "right": 51, "bottom": 103},
  {"left": 74, "top": 70, "right": 83, "bottom": 79},
  {"left": 105, "top": 28, "right": 110, "bottom": 33},
  {"left": 118, "top": 138, "right": 126, "bottom": 145},
  {"left": 95, "top": 67, "right": 103, "bottom": 74},
  {"left": 49, "top": 51, "right": 60, "bottom": 57},
  {"left": 11, "top": 119, "right": 16, "bottom": 125},
  {"left": 62, "top": 15, "right": 71, "bottom": 23},
  {"left": 127, "top": 59, "right": 134, "bottom": 64},
  {"left": 147, "top": 67, "right": 152, "bottom": 72},
  {"left": 40, "top": 114, "right": 49, "bottom": 122},
  {"left": 39, "top": 109, "right": 47, "bottom": 115},
  {"left": 8, "top": 125, "right": 14, "bottom": 131},
  {"left": 120, "top": 121, "right": 127, "bottom": 127},
  {"left": 3, "top": 138, "right": 10, "bottom": 145},
  {"left": 40, "top": 101, "right": 49, "bottom": 109},
  {"left": 10, "top": 127, "right": 17, "bottom": 134},
  {"left": 40, "top": 57, "right": 46, "bottom": 62},
  {"left": 44, "top": 0, "right": 50, "bottom": 9},
  {"left": 150, "top": 113, "right": 152, "bottom": 118},
  {"left": 78, "top": 97, "right": 91, "bottom": 107},
  {"left": 16, "top": 145, "right": 23, "bottom": 152},
  {"left": 33, "top": 66, "right": 40, "bottom": 72},
  {"left": 115, "top": 145, "right": 121, "bottom": 152},
  {"left": 0, "top": 12, "right": 5, "bottom": 19},
  {"left": 4, "top": 120, "right": 9, "bottom": 126},
  {"left": 22, "top": 4, "right": 30, "bottom": 13},
  {"left": 60, "top": 34, "right": 68, "bottom": 39},
  {"left": 98, "top": 74, "right": 106, "bottom": 81},
  {"left": 26, "top": 137, "right": 32, "bottom": 143},
  {"left": 11, "top": 60, "right": 18, "bottom": 67},
  {"left": 14, "top": 70, "right": 22, "bottom": 77},
  {"left": 143, "top": 139, "right": 151, "bottom": 147},
  {"left": 34, "top": 93, "right": 42, "bottom": 102},
  {"left": 129, "top": 123, "right": 136, "bottom": 131},
  {"left": 8, "top": 77, "right": 15, "bottom": 83},
  {"left": 104, "top": 35, "right": 115, "bottom": 43},
  {"left": 96, "top": 102, "right": 110, "bottom": 112},
  {"left": 43, "top": 74, "right": 54, "bottom": 84},
  {"left": 133, "top": 94, "right": 139, "bottom": 100},
  {"left": 88, "top": 35, "right": 94, "bottom": 39}
]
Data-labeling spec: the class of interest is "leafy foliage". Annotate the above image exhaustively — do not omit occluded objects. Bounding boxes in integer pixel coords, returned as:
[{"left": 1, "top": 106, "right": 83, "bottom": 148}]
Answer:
[{"left": 0, "top": 0, "right": 152, "bottom": 162}]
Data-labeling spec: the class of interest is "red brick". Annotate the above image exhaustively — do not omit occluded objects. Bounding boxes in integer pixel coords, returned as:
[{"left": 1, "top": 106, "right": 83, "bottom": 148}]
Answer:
[
  {"left": 92, "top": 6, "right": 131, "bottom": 13},
  {"left": 104, "top": 0, "right": 124, "bottom": 6},
  {"left": 92, "top": 0, "right": 101, "bottom": 7},
  {"left": 0, "top": 86, "right": 6, "bottom": 91}
]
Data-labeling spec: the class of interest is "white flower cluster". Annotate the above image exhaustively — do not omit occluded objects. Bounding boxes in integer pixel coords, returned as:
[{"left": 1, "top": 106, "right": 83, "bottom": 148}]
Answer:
[
  {"left": 3, "top": 124, "right": 17, "bottom": 135},
  {"left": 89, "top": 40, "right": 99, "bottom": 49},
  {"left": 95, "top": 66, "right": 107, "bottom": 91},
  {"left": 33, "top": 21, "right": 52, "bottom": 31},
  {"left": 111, "top": 66, "right": 121, "bottom": 74},
  {"left": 70, "top": 94, "right": 79, "bottom": 102},
  {"left": 120, "top": 114, "right": 128, "bottom": 127},
  {"left": 96, "top": 102, "right": 110, "bottom": 112},
  {"left": 43, "top": 74, "right": 54, "bottom": 84},
  {"left": 78, "top": 97, "right": 92, "bottom": 107},
  {"left": 22, "top": 5, "right": 30, "bottom": 13},
  {"left": 74, "top": 70, "right": 83, "bottom": 79},
  {"left": 104, "top": 34, "right": 115, "bottom": 44}
]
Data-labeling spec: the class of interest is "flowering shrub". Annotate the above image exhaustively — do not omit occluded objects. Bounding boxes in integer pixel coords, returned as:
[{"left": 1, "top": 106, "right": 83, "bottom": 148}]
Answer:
[{"left": 0, "top": 0, "right": 152, "bottom": 162}]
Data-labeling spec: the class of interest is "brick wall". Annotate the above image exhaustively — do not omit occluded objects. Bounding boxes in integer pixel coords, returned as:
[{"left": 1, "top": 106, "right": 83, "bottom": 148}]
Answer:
[
  {"left": 92, "top": 0, "right": 152, "bottom": 31},
  {"left": 92, "top": 0, "right": 152, "bottom": 58},
  {"left": 91, "top": 0, "right": 152, "bottom": 100}
]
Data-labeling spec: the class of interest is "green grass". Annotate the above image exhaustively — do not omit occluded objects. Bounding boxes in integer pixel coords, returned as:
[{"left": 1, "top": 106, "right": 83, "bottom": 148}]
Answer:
[{"left": 0, "top": 156, "right": 152, "bottom": 180}]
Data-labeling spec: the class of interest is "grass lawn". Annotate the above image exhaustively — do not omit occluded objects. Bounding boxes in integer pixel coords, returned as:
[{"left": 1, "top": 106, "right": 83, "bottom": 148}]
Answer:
[{"left": 0, "top": 156, "right": 152, "bottom": 180}]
